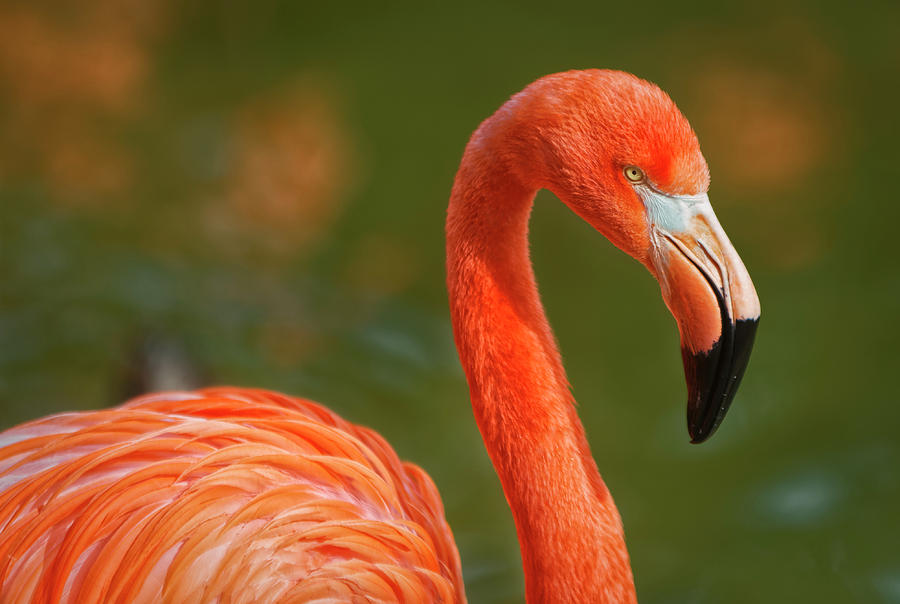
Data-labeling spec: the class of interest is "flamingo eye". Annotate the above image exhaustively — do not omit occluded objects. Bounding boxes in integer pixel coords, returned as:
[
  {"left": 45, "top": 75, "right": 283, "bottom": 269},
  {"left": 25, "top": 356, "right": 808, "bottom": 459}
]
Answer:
[{"left": 624, "top": 166, "right": 644, "bottom": 183}]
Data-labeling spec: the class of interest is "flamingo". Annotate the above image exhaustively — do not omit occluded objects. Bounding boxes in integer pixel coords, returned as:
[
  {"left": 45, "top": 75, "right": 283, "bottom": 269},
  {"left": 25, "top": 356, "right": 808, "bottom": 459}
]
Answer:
[{"left": 0, "top": 69, "right": 759, "bottom": 603}]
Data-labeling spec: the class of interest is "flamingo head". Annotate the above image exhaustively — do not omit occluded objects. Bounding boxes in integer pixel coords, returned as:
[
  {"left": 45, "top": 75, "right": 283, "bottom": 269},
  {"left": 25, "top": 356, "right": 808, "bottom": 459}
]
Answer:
[{"left": 508, "top": 70, "right": 761, "bottom": 442}]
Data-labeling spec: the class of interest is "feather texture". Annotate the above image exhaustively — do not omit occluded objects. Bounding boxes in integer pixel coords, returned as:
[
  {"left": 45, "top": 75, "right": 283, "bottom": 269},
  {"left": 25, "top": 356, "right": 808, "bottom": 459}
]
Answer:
[{"left": 0, "top": 388, "right": 464, "bottom": 603}]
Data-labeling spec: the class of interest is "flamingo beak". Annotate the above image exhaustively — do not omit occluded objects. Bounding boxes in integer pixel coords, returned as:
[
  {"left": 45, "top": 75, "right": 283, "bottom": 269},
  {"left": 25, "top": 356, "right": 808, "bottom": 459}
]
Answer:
[{"left": 643, "top": 191, "right": 761, "bottom": 443}]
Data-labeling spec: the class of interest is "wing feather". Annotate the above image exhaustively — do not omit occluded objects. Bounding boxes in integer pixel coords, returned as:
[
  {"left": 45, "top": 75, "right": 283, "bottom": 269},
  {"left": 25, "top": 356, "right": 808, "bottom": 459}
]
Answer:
[{"left": 0, "top": 388, "right": 464, "bottom": 603}]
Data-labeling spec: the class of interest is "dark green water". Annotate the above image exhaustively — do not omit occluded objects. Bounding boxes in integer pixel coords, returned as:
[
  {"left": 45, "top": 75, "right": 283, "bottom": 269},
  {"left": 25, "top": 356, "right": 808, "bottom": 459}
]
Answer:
[{"left": 2, "top": 2, "right": 899, "bottom": 602}]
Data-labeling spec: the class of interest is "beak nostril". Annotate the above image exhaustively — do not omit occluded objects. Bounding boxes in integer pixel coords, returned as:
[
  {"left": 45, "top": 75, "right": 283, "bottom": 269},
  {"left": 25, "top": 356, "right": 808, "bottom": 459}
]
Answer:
[{"left": 696, "top": 237, "right": 733, "bottom": 318}]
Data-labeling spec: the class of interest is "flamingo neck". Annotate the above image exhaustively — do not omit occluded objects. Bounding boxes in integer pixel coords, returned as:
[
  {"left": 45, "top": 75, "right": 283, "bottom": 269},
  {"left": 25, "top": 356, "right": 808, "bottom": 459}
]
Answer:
[{"left": 446, "top": 125, "right": 636, "bottom": 603}]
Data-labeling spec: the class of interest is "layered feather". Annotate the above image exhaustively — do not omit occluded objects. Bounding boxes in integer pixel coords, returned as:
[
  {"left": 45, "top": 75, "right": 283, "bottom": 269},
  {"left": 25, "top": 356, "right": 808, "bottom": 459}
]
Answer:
[{"left": 0, "top": 388, "right": 463, "bottom": 603}]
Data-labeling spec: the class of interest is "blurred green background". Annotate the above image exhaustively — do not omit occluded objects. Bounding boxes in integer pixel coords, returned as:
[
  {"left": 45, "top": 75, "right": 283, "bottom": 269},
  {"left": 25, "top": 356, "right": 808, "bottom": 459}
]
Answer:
[{"left": 1, "top": 1, "right": 898, "bottom": 602}]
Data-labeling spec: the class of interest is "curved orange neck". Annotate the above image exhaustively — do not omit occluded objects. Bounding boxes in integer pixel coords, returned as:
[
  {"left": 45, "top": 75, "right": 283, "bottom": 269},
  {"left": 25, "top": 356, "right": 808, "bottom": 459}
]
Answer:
[{"left": 446, "top": 116, "right": 636, "bottom": 603}]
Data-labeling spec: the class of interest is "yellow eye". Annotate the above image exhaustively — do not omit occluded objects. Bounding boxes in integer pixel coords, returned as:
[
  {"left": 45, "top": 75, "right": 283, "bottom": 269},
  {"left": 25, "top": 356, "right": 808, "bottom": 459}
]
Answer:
[{"left": 624, "top": 166, "right": 644, "bottom": 183}]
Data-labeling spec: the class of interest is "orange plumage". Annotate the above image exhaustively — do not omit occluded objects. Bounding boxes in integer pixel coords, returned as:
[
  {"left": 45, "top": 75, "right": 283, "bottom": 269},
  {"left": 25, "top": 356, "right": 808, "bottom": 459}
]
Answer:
[
  {"left": 0, "top": 69, "right": 759, "bottom": 603},
  {"left": 0, "top": 388, "right": 463, "bottom": 602}
]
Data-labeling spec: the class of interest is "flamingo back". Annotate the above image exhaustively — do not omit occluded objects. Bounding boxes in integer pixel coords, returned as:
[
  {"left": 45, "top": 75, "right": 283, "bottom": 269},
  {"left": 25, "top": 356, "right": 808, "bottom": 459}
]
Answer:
[{"left": 0, "top": 387, "right": 464, "bottom": 603}]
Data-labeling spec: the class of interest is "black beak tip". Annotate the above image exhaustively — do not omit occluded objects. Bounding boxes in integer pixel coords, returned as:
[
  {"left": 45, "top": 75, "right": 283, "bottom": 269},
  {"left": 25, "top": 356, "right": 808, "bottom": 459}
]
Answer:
[
  {"left": 689, "top": 425, "right": 713, "bottom": 444},
  {"left": 686, "top": 384, "right": 722, "bottom": 444},
  {"left": 683, "top": 317, "right": 759, "bottom": 444}
]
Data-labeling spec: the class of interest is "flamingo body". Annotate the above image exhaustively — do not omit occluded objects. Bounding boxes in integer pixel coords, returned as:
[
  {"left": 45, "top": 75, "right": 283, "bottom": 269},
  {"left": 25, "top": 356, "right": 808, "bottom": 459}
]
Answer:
[
  {"left": 1, "top": 69, "right": 760, "bottom": 603},
  {"left": 0, "top": 388, "right": 463, "bottom": 603}
]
